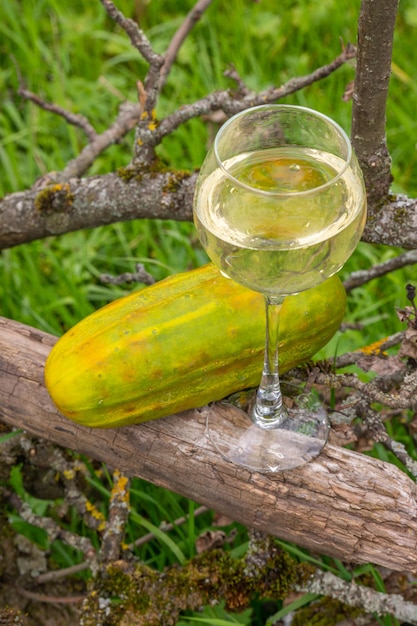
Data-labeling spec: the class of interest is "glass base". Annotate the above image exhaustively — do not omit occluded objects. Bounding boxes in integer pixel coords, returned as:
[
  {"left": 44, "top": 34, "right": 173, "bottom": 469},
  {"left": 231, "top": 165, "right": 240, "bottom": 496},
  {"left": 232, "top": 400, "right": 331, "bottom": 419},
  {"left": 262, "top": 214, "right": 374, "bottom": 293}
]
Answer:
[{"left": 206, "top": 390, "right": 329, "bottom": 473}]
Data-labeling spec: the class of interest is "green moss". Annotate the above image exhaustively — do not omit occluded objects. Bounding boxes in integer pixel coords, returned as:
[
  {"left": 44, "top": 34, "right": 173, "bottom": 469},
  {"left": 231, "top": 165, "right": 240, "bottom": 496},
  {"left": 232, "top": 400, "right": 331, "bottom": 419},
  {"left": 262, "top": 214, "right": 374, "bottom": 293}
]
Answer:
[
  {"left": 81, "top": 545, "right": 309, "bottom": 625},
  {"left": 116, "top": 166, "right": 144, "bottom": 183},
  {"left": 162, "top": 170, "right": 192, "bottom": 193},
  {"left": 34, "top": 183, "right": 74, "bottom": 214},
  {"left": 117, "top": 162, "right": 192, "bottom": 189},
  {"left": 393, "top": 207, "right": 408, "bottom": 221}
]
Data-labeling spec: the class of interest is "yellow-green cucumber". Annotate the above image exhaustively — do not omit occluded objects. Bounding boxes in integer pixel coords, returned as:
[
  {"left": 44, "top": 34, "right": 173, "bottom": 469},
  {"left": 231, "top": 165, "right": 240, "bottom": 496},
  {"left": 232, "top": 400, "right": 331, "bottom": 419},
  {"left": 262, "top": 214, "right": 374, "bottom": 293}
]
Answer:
[{"left": 45, "top": 263, "right": 345, "bottom": 428}]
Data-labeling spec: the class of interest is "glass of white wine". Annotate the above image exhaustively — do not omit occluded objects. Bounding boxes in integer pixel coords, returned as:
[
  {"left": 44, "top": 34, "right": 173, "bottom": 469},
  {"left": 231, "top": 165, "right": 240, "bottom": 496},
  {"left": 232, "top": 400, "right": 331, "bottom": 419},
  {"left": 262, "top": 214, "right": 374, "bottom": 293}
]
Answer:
[{"left": 193, "top": 104, "right": 366, "bottom": 473}]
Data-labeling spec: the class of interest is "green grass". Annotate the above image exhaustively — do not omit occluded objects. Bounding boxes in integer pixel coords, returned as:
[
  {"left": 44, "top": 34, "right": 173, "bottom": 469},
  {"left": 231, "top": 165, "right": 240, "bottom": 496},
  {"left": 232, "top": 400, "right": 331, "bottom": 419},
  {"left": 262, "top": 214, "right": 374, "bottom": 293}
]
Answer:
[{"left": 1, "top": 1, "right": 417, "bottom": 624}]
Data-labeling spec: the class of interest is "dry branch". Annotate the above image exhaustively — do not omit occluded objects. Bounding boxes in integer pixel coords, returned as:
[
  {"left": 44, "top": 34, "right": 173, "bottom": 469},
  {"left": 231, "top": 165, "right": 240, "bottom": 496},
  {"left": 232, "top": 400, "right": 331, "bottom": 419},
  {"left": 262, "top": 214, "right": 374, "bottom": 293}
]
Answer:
[
  {"left": 0, "top": 44, "right": 356, "bottom": 249},
  {"left": 0, "top": 171, "right": 196, "bottom": 249},
  {"left": 1, "top": 315, "right": 417, "bottom": 573},
  {"left": 352, "top": 0, "right": 399, "bottom": 206},
  {"left": 299, "top": 570, "right": 417, "bottom": 624},
  {"left": 343, "top": 249, "right": 417, "bottom": 293},
  {"left": 4, "top": 0, "right": 417, "bottom": 250},
  {"left": 3, "top": 171, "right": 417, "bottom": 251},
  {"left": 161, "top": 0, "right": 214, "bottom": 87},
  {"left": 17, "top": 88, "right": 98, "bottom": 143}
]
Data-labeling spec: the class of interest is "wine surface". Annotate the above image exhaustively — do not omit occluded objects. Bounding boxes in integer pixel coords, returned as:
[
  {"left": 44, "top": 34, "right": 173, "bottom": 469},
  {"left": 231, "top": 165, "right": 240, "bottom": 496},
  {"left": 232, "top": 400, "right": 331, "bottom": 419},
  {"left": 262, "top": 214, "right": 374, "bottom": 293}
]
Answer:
[{"left": 194, "top": 147, "right": 366, "bottom": 296}]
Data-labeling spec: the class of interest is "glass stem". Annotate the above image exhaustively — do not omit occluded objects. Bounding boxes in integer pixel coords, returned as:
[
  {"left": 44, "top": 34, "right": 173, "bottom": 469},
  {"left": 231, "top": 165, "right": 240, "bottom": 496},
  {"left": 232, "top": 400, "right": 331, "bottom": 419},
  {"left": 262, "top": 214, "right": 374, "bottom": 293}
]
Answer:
[{"left": 252, "top": 295, "right": 287, "bottom": 428}]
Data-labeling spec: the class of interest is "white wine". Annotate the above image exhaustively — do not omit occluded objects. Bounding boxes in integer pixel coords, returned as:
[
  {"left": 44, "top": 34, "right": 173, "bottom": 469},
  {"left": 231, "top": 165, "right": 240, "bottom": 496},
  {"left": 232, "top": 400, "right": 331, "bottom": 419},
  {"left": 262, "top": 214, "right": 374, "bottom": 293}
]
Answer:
[{"left": 194, "top": 147, "right": 366, "bottom": 296}]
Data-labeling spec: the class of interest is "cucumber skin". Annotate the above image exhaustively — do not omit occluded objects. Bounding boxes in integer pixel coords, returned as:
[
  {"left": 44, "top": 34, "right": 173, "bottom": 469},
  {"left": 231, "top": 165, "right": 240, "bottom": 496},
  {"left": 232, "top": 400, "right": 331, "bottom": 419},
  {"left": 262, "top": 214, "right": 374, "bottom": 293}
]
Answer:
[{"left": 44, "top": 263, "right": 346, "bottom": 428}]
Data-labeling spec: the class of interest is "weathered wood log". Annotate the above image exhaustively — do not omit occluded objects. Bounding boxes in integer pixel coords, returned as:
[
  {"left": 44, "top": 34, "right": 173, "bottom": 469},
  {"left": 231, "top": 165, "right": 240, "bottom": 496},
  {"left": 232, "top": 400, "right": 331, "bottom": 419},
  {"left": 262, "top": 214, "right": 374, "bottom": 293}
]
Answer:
[{"left": 1, "top": 315, "right": 417, "bottom": 572}]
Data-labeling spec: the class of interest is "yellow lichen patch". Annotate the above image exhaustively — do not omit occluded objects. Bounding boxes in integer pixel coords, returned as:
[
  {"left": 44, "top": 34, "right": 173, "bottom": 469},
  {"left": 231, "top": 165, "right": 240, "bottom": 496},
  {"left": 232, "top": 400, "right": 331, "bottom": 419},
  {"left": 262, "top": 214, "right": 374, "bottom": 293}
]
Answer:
[
  {"left": 141, "top": 109, "right": 156, "bottom": 120},
  {"left": 111, "top": 470, "right": 130, "bottom": 507},
  {"left": 85, "top": 499, "right": 106, "bottom": 531},
  {"left": 140, "top": 108, "right": 158, "bottom": 130},
  {"left": 63, "top": 469, "right": 75, "bottom": 480},
  {"left": 356, "top": 337, "right": 389, "bottom": 356}
]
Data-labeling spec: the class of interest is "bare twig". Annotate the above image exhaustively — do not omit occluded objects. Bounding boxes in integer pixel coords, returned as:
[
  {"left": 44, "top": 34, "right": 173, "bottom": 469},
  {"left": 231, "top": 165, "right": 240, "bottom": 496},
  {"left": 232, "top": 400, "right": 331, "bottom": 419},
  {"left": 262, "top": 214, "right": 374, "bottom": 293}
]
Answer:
[
  {"left": 60, "top": 101, "right": 142, "bottom": 179},
  {"left": 8, "top": 491, "right": 96, "bottom": 558},
  {"left": 298, "top": 569, "right": 417, "bottom": 625},
  {"left": 35, "top": 561, "right": 90, "bottom": 584},
  {"left": 357, "top": 402, "right": 417, "bottom": 478},
  {"left": 47, "top": 447, "right": 107, "bottom": 532},
  {"left": 18, "top": 88, "right": 97, "bottom": 142},
  {"left": 154, "top": 43, "right": 357, "bottom": 142},
  {"left": 224, "top": 64, "right": 252, "bottom": 96},
  {"left": 100, "top": 0, "right": 163, "bottom": 155},
  {"left": 161, "top": 0, "right": 214, "bottom": 86},
  {"left": 100, "top": 0, "right": 163, "bottom": 67},
  {"left": 100, "top": 263, "right": 156, "bottom": 286},
  {"left": 344, "top": 249, "right": 417, "bottom": 293},
  {"left": 34, "top": 505, "right": 209, "bottom": 583},
  {"left": 317, "top": 369, "right": 417, "bottom": 411},
  {"left": 100, "top": 469, "right": 130, "bottom": 563},
  {"left": 128, "top": 505, "right": 209, "bottom": 550},
  {"left": 334, "top": 332, "right": 405, "bottom": 368},
  {"left": 15, "top": 586, "right": 85, "bottom": 605}
]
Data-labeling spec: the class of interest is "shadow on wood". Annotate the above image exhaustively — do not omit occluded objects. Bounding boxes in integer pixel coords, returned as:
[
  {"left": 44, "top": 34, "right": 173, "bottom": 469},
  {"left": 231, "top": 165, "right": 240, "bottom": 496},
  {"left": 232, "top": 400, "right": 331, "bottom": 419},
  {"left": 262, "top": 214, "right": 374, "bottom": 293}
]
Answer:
[{"left": 1, "top": 315, "right": 416, "bottom": 572}]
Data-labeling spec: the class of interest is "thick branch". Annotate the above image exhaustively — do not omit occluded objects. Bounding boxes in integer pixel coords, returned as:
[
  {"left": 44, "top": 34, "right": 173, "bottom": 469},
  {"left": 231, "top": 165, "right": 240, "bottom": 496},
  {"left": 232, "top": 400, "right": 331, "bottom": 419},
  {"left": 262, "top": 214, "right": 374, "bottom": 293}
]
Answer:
[
  {"left": 1, "top": 316, "right": 417, "bottom": 573},
  {"left": 352, "top": 0, "right": 399, "bottom": 206},
  {"left": 0, "top": 171, "right": 196, "bottom": 250},
  {"left": 362, "top": 194, "right": 417, "bottom": 249},
  {"left": 3, "top": 171, "right": 417, "bottom": 251}
]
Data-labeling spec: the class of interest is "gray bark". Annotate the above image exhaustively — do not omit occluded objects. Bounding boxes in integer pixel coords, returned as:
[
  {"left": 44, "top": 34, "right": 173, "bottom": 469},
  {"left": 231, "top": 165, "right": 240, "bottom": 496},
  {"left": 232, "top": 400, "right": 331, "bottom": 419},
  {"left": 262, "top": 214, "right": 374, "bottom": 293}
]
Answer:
[
  {"left": 2, "top": 174, "right": 417, "bottom": 251},
  {"left": 0, "top": 171, "right": 196, "bottom": 249}
]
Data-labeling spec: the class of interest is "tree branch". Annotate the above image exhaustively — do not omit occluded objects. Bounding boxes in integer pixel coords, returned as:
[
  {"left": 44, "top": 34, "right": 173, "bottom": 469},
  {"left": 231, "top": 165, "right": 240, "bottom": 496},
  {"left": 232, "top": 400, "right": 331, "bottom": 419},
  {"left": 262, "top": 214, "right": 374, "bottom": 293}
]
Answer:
[
  {"left": 161, "top": 0, "right": 214, "bottom": 87},
  {"left": 0, "top": 170, "right": 196, "bottom": 249},
  {"left": 18, "top": 88, "right": 98, "bottom": 143},
  {"left": 154, "top": 43, "right": 357, "bottom": 143},
  {"left": 362, "top": 194, "right": 417, "bottom": 249},
  {"left": 299, "top": 570, "right": 417, "bottom": 625},
  {"left": 100, "top": 0, "right": 163, "bottom": 67},
  {"left": 0, "top": 44, "right": 358, "bottom": 249},
  {"left": 3, "top": 171, "right": 417, "bottom": 252},
  {"left": 60, "top": 102, "right": 142, "bottom": 179},
  {"left": 343, "top": 249, "right": 417, "bottom": 293},
  {"left": 2, "top": 316, "right": 417, "bottom": 573},
  {"left": 352, "top": 0, "right": 399, "bottom": 206}
]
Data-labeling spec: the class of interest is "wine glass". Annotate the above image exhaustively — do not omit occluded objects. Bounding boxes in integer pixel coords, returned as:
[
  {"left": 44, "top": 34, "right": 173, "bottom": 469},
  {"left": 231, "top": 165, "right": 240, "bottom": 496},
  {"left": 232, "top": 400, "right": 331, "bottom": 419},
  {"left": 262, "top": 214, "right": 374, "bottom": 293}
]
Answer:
[{"left": 193, "top": 104, "right": 366, "bottom": 472}]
